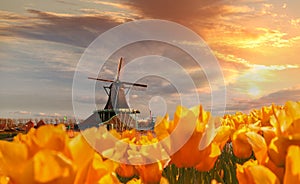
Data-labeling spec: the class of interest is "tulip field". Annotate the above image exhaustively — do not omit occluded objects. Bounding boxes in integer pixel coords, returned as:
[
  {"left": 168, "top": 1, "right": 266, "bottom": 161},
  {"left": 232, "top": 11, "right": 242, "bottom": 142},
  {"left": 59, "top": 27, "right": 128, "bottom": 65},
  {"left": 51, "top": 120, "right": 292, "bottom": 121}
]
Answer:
[{"left": 0, "top": 101, "right": 299, "bottom": 184}]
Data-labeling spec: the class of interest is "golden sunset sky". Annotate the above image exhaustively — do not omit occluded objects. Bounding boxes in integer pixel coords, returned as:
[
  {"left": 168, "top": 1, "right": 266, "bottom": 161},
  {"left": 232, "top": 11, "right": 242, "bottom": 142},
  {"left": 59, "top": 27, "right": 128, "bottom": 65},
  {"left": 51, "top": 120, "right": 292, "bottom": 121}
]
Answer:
[{"left": 0, "top": 0, "right": 300, "bottom": 118}]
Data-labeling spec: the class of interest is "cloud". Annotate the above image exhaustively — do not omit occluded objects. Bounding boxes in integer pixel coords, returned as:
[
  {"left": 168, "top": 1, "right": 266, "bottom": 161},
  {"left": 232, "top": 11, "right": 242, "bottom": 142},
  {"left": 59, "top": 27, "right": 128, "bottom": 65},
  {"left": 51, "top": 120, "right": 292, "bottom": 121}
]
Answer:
[
  {"left": 9, "top": 111, "right": 32, "bottom": 115},
  {"left": 0, "top": 9, "right": 122, "bottom": 48},
  {"left": 73, "top": 95, "right": 107, "bottom": 105},
  {"left": 225, "top": 86, "right": 300, "bottom": 113},
  {"left": 56, "top": 0, "right": 78, "bottom": 6},
  {"left": 33, "top": 112, "right": 64, "bottom": 118},
  {"left": 291, "top": 18, "right": 300, "bottom": 27},
  {"left": 258, "top": 86, "right": 300, "bottom": 104},
  {"left": 0, "top": 10, "right": 25, "bottom": 22},
  {"left": 120, "top": 0, "right": 259, "bottom": 31},
  {"left": 210, "top": 27, "right": 300, "bottom": 49},
  {"left": 82, "top": 0, "right": 132, "bottom": 10},
  {"left": 215, "top": 51, "right": 299, "bottom": 71}
]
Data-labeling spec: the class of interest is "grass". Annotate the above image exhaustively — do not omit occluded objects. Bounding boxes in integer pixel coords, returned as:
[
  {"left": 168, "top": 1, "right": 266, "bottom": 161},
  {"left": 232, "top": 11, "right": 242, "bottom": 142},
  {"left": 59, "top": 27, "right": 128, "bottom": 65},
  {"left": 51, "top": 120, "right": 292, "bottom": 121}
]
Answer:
[
  {"left": 0, "top": 131, "right": 24, "bottom": 140},
  {"left": 162, "top": 143, "right": 255, "bottom": 184}
]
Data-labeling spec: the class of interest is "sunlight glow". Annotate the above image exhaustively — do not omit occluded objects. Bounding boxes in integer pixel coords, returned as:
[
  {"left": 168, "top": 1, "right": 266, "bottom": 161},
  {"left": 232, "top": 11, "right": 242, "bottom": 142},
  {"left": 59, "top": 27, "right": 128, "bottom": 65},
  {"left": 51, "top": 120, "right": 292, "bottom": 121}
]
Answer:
[{"left": 248, "top": 86, "right": 260, "bottom": 97}]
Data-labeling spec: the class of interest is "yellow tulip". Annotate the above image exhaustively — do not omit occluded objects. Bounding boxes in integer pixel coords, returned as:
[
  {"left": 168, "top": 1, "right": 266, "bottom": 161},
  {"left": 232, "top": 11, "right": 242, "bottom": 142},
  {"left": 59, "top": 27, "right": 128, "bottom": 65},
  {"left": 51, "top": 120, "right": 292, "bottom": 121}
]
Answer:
[
  {"left": 97, "top": 173, "right": 120, "bottom": 184},
  {"left": 154, "top": 115, "right": 172, "bottom": 141},
  {"left": 0, "top": 125, "right": 121, "bottom": 184},
  {"left": 225, "top": 111, "right": 257, "bottom": 130},
  {"left": 13, "top": 124, "right": 69, "bottom": 157},
  {"left": 70, "top": 134, "right": 97, "bottom": 184},
  {"left": 0, "top": 176, "right": 10, "bottom": 184},
  {"left": 32, "top": 150, "right": 75, "bottom": 184},
  {"left": 284, "top": 145, "right": 300, "bottom": 183},
  {"left": 245, "top": 131, "right": 268, "bottom": 164},
  {"left": 121, "top": 129, "right": 138, "bottom": 141},
  {"left": 83, "top": 152, "right": 119, "bottom": 184},
  {"left": 250, "top": 105, "right": 275, "bottom": 127},
  {"left": 260, "top": 105, "right": 275, "bottom": 126},
  {"left": 236, "top": 159, "right": 280, "bottom": 184},
  {"left": 268, "top": 101, "right": 300, "bottom": 166},
  {"left": 270, "top": 101, "right": 300, "bottom": 136},
  {"left": 0, "top": 141, "right": 31, "bottom": 183},
  {"left": 86, "top": 125, "right": 168, "bottom": 183},
  {"left": 127, "top": 178, "right": 142, "bottom": 184}
]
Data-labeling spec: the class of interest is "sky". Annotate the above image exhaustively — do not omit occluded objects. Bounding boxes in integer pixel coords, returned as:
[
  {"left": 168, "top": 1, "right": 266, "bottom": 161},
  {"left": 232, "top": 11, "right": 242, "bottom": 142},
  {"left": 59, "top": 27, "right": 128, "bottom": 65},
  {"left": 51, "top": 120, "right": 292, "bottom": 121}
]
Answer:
[{"left": 1, "top": 0, "right": 300, "bottom": 119}]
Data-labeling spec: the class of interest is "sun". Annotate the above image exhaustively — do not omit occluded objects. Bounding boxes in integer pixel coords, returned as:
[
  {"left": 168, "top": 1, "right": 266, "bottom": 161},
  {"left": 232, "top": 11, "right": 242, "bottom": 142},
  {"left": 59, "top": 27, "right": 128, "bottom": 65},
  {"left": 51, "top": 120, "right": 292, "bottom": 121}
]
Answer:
[{"left": 248, "top": 86, "right": 261, "bottom": 97}]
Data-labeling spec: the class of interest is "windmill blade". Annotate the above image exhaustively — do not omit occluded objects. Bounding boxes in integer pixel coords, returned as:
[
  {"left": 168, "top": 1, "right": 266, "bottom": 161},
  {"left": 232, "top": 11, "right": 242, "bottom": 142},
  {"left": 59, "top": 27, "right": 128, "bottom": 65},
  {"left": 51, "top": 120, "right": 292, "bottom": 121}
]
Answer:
[
  {"left": 88, "top": 77, "right": 114, "bottom": 83},
  {"left": 122, "top": 81, "right": 147, "bottom": 88},
  {"left": 116, "top": 57, "right": 123, "bottom": 81}
]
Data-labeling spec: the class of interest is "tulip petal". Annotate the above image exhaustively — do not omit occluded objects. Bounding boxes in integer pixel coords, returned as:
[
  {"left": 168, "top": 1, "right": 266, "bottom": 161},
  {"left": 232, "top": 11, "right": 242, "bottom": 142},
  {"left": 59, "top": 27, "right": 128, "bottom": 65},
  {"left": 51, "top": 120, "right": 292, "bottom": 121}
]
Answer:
[
  {"left": 248, "top": 165, "right": 280, "bottom": 184},
  {"left": 0, "top": 176, "right": 10, "bottom": 184},
  {"left": 237, "top": 160, "right": 280, "bottom": 184},
  {"left": 199, "top": 117, "right": 216, "bottom": 151},
  {"left": 32, "top": 150, "right": 75, "bottom": 183},
  {"left": 0, "top": 141, "right": 28, "bottom": 182},
  {"left": 246, "top": 131, "right": 268, "bottom": 164},
  {"left": 284, "top": 145, "right": 300, "bottom": 183}
]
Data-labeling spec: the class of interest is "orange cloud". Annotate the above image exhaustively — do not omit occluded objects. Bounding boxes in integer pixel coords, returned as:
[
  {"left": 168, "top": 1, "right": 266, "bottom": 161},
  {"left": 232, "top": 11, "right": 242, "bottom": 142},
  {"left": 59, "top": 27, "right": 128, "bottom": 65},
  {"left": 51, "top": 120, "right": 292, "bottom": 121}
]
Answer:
[
  {"left": 291, "top": 18, "right": 300, "bottom": 27},
  {"left": 215, "top": 51, "right": 299, "bottom": 71},
  {"left": 208, "top": 27, "right": 299, "bottom": 49},
  {"left": 81, "top": 0, "right": 132, "bottom": 10}
]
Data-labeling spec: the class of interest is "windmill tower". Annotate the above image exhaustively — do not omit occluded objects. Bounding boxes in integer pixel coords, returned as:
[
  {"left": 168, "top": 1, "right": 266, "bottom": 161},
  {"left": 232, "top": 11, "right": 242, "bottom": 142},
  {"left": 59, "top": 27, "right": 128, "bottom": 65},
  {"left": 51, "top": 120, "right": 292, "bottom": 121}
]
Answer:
[{"left": 80, "top": 58, "right": 147, "bottom": 131}]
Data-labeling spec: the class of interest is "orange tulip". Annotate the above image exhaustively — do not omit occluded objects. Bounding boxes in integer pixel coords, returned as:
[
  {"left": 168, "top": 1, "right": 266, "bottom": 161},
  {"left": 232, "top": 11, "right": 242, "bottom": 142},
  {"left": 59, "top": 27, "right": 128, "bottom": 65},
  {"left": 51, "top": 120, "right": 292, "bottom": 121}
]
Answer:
[
  {"left": 136, "top": 162, "right": 163, "bottom": 184},
  {"left": 236, "top": 159, "right": 280, "bottom": 184},
  {"left": 231, "top": 127, "right": 253, "bottom": 159},
  {"left": 169, "top": 105, "right": 210, "bottom": 167},
  {"left": 264, "top": 157, "right": 284, "bottom": 183},
  {"left": 196, "top": 125, "right": 232, "bottom": 171},
  {"left": 195, "top": 142, "right": 221, "bottom": 171},
  {"left": 283, "top": 145, "right": 300, "bottom": 183},
  {"left": 127, "top": 177, "right": 169, "bottom": 184},
  {"left": 116, "top": 164, "right": 136, "bottom": 178},
  {"left": 155, "top": 105, "right": 231, "bottom": 170},
  {"left": 261, "top": 127, "right": 276, "bottom": 146},
  {"left": 268, "top": 137, "right": 290, "bottom": 167},
  {"left": 84, "top": 153, "right": 120, "bottom": 184}
]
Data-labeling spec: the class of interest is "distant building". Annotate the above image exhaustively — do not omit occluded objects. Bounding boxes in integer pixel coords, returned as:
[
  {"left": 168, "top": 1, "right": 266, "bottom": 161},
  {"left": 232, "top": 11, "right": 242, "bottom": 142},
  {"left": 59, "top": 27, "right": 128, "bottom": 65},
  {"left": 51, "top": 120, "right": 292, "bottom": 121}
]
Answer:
[{"left": 37, "top": 120, "right": 46, "bottom": 128}]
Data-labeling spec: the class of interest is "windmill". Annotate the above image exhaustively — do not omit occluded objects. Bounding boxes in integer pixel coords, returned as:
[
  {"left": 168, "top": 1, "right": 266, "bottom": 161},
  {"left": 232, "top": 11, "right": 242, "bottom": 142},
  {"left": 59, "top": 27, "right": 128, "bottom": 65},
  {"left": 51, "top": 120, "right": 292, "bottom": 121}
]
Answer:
[{"left": 80, "top": 58, "right": 148, "bottom": 131}]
